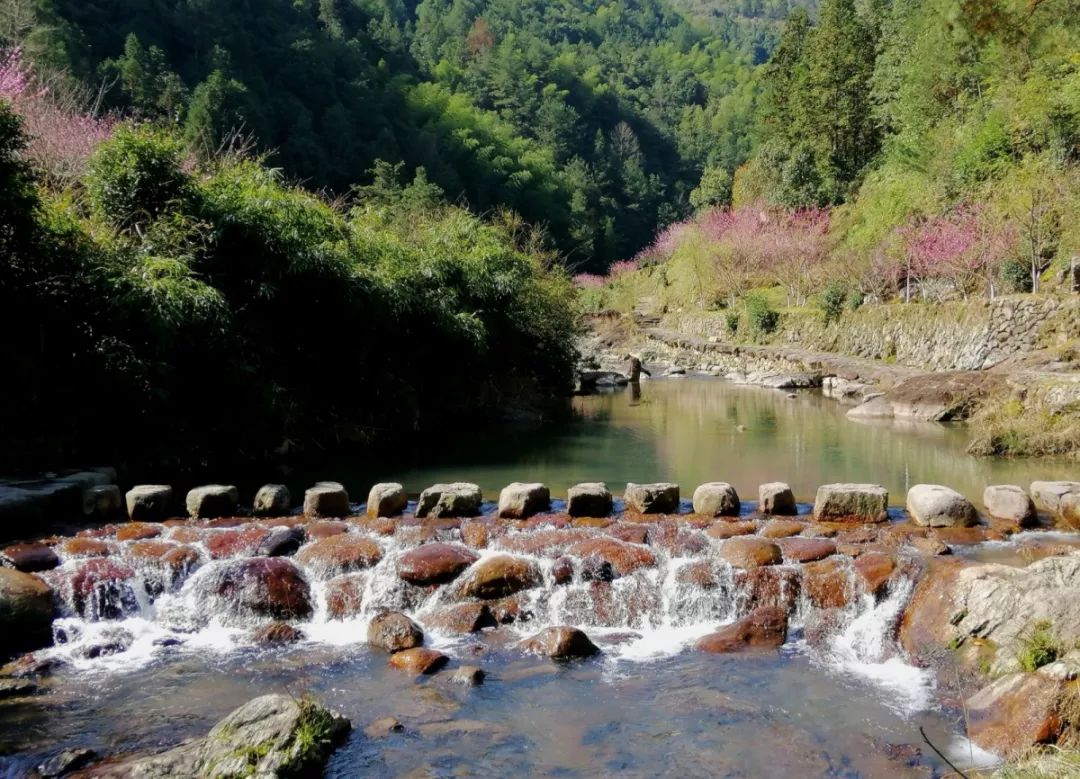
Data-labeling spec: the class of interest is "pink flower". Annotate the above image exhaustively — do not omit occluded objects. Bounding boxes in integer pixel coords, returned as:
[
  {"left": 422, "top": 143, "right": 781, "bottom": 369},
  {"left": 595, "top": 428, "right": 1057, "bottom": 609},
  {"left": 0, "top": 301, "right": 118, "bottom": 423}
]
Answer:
[{"left": 574, "top": 273, "right": 606, "bottom": 289}]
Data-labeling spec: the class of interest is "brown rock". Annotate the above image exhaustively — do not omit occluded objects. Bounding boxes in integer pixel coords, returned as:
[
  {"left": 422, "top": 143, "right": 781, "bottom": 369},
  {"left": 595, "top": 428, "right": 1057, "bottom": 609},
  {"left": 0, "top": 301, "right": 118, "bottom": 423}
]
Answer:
[
  {"left": 706, "top": 521, "right": 758, "bottom": 539},
  {"left": 551, "top": 556, "right": 575, "bottom": 585},
  {"left": 778, "top": 537, "right": 835, "bottom": 563},
  {"left": 930, "top": 526, "right": 989, "bottom": 547},
  {"left": 59, "top": 537, "right": 110, "bottom": 558},
  {"left": 306, "top": 521, "right": 349, "bottom": 539},
  {"left": 0, "top": 570, "right": 54, "bottom": 654},
  {"left": 368, "top": 611, "right": 423, "bottom": 652},
  {"left": 388, "top": 647, "right": 448, "bottom": 675},
  {"left": 252, "top": 621, "right": 304, "bottom": 645},
  {"left": 397, "top": 543, "right": 479, "bottom": 587},
  {"left": 324, "top": 573, "right": 366, "bottom": 619},
  {"left": 853, "top": 553, "right": 895, "bottom": 598},
  {"left": 487, "top": 594, "right": 533, "bottom": 624},
  {"left": 719, "top": 537, "right": 782, "bottom": 569},
  {"left": 68, "top": 558, "right": 137, "bottom": 618},
  {"left": 205, "top": 526, "right": 271, "bottom": 560},
  {"left": 519, "top": 626, "right": 599, "bottom": 659},
  {"left": 908, "top": 536, "right": 950, "bottom": 556},
  {"left": 734, "top": 567, "right": 801, "bottom": 613},
  {"left": 0, "top": 543, "right": 60, "bottom": 573},
  {"left": 296, "top": 534, "right": 383, "bottom": 576},
  {"left": 460, "top": 521, "right": 490, "bottom": 549},
  {"left": 115, "top": 522, "right": 163, "bottom": 542},
  {"left": 646, "top": 522, "right": 708, "bottom": 556},
  {"left": 566, "top": 537, "right": 656, "bottom": 577},
  {"left": 759, "top": 519, "right": 805, "bottom": 539},
  {"left": 209, "top": 558, "right": 313, "bottom": 621},
  {"left": 696, "top": 606, "right": 788, "bottom": 652},
  {"left": 606, "top": 523, "right": 649, "bottom": 545},
  {"left": 423, "top": 602, "right": 496, "bottom": 634},
  {"left": 803, "top": 557, "right": 853, "bottom": 609},
  {"left": 676, "top": 560, "right": 720, "bottom": 589},
  {"left": 455, "top": 554, "right": 542, "bottom": 599},
  {"left": 966, "top": 673, "right": 1065, "bottom": 757}
]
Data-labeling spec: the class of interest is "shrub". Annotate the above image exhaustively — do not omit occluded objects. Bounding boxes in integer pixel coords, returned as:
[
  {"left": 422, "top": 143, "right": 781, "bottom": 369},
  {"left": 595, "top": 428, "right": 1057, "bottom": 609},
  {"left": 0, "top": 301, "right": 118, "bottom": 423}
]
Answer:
[
  {"left": 744, "top": 291, "right": 779, "bottom": 334},
  {"left": 725, "top": 310, "right": 740, "bottom": 335},
  {"left": 819, "top": 282, "right": 847, "bottom": 323},
  {"left": 1017, "top": 619, "right": 1061, "bottom": 672},
  {"left": 1001, "top": 259, "right": 1032, "bottom": 293},
  {"left": 88, "top": 124, "right": 192, "bottom": 231}
]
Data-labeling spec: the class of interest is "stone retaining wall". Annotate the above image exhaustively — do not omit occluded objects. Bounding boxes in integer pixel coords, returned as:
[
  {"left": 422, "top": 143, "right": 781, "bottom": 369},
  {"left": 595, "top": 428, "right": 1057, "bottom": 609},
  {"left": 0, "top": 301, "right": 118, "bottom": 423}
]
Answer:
[{"left": 665, "top": 294, "right": 1080, "bottom": 371}]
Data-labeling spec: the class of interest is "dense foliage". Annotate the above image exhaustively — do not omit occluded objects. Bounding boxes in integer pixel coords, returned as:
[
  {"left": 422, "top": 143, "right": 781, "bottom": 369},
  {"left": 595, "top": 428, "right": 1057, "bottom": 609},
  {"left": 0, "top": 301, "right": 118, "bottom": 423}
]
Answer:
[
  {"left": 12, "top": 0, "right": 764, "bottom": 270},
  {"left": 0, "top": 101, "right": 578, "bottom": 470},
  {"left": 593, "top": 0, "right": 1080, "bottom": 315}
]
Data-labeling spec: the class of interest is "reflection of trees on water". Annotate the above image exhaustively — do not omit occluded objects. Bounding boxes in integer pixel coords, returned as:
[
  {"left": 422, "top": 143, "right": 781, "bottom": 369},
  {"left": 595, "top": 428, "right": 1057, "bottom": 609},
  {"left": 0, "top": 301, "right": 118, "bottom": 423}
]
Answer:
[{"left": 595, "top": 380, "right": 1077, "bottom": 502}]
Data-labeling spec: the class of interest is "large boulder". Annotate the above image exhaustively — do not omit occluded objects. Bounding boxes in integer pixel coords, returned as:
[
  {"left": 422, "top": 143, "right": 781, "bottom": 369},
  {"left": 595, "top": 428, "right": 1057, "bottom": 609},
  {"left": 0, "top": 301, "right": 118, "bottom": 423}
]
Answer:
[
  {"left": 497, "top": 482, "right": 550, "bottom": 519},
  {"left": 416, "top": 483, "right": 482, "bottom": 519},
  {"left": 692, "top": 483, "right": 740, "bottom": 517},
  {"left": 906, "top": 484, "right": 977, "bottom": 527},
  {"left": 88, "top": 695, "right": 350, "bottom": 778},
  {"left": 982, "top": 485, "right": 1036, "bottom": 526},
  {"left": 696, "top": 606, "right": 788, "bottom": 653},
  {"left": 368, "top": 611, "right": 423, "bottom": 652},
  {"left": 1030, "top": 481, "right": 1080, "bottom": 515},
  {"left": 455, "top": 554, "right": 542, "bottom": 599},
  {"left": 366, "top": 483, "right": 408, "bottom": 519},
  {"left": 965, "top": 673, "right": 1068, "bottom": 757},
  {"left": 566, "top": 483, "right": 613, "bottom": 518},
  {"left": 296, "top": 534, "right": 383, "bottom": 577},
  {"left": 303, "top": 482, "right": 350, "bottom": 518},
  {"left": 185, "top": 485, "right": 239, "bottom": 519},
  {"left": 902, "top": 554, "right": 1080, "bottom": 676},
  {"left": 397, "top": 543, "right": 478, "bottom": 586},
  {"left": 125, "top": 485, "right": 173, "bottom": 522},
  {"left": 253, "top": 484, "right": 291, "bottom": 517},
  {"left": 624, "top": 482, "right": 680, "bottom": 514},
  {"left": 719, "top": 537, "right": 782, "bottom": 569},
  {"left": 519, "top": 626, "right": 599, "bottom": 659},
  {"left": 758, "top": 482, "right": 796, "bottom": 515},
  {"left": 209, "top": 558, "right": 313, "bottom": 622},
  {"left": 0, "top": 569, "right": 53, "bottom": 656},
  {"left": 812, "top": 484, "right": 888, "bottom": 523}
]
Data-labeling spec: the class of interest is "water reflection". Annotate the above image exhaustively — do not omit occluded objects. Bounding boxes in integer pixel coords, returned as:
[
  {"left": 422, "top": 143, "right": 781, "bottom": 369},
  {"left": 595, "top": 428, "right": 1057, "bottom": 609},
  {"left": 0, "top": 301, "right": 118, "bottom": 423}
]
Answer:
[{"left": 374, "top": 378, "right": 1076, "bottom": 504}]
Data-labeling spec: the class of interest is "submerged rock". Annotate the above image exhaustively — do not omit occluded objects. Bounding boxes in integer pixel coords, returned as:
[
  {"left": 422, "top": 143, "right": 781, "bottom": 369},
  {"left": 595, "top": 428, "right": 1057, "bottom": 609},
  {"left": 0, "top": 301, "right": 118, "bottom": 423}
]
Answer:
[
  {"left": 253, "top": 484, "right": 291, "bottom": 517},
  {"left": 906, "top": 484, "right": 977, "bottom": 527},
  {"left": 455, "top": 554, "right": 542, "bottom": 600},
  {"left": 324, "top": 573, "right": 366, "bottom": 620},
  {"left": 256, "top": 526, "right": 306, "bottom": 557},
  {"left": 422, "top": 602, "right": 496, "bottom": 634},
  {"left": 125, "top": 485, "right": 172, "bottom": 522},
  {"left": 388, "top": 647, "right": 448, "bottom": 675},
  {"left": 624, "top": 482, "right": 680, "bottom": 514},
  {"left": 519, "top": 626, "right": 599, "bottom": 659},
  {"left": 397, "top": 543, "right": 478, "bottom": 586},
  {"left": 692, "top": 482, "right": 740, "bottom": 517},
  {"left": 759, "top": 519, "right": 805, "bottom": 539},
  {"left": 696, "top": 606, "right": 788, "bottom": 653},
  {"left": 37, "top": 747, "right": 98, "bottom": 777},
  {"left": 209, "top": 558, "right": 313, "bottom": 622},
  {"left": 566, "top": 482, "right": 613, "bottom": 518},
  {"left": 252, "top": 621, "right": 305, "bottom": 645},
  {"left": 296, "top": 534, "right": 383, "bottom": 577},
  {"left": 719, "top": 537, "right": 782, "bottom": 569},
  {"left": 758, "top": 482, "right": 796, "bottom": 515},
  {"left": 497, "top": 482, "right": 551, "bottom": 519},
  {"left": 447, "top": 665, "right": 486, "bottom": 686},
  {"left": 416, "top": 483, "right": 482, "bottom": 519},
  {"left": 367, "top": 483, "right": 408, "bottom": 518},
  {"left": 812, "top": 483, "right": 888, "bottom": 523},
  {"left": 566, "top": 537, "right": 656, "bottom": 577},
  {"left": 368, "top": 611, "right": 424, "bottom": 653}
]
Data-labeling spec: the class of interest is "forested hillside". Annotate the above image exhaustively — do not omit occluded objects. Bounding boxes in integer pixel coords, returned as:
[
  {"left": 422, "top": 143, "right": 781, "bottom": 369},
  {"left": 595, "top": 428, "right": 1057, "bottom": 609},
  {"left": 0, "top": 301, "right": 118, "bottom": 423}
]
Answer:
[{"left": 12, "top": 0, "right": 761, "bottom": 269}]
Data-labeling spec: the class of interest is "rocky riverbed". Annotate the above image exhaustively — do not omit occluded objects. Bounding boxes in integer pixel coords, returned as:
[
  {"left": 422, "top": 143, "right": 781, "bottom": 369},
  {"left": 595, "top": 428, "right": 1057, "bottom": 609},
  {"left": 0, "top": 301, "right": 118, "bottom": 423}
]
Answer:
[{"left": 1, "top": 476, "right": 1079, "bottom": 775}]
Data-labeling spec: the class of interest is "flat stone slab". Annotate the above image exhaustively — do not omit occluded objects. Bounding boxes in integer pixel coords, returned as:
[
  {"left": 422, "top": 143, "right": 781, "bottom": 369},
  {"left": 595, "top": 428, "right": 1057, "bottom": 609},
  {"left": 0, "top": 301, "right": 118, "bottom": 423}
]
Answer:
[
  {"left": 812, "top": 483, "right": 888, "bottom": 523},
  {"left": 906, "top": 484, "right": 977, "bottom": 527}
]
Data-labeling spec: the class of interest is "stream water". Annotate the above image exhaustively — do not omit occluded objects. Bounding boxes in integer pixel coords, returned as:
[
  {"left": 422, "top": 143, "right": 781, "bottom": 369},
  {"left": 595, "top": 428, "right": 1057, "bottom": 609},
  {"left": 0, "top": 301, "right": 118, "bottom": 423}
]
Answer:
[{"left": 2, "top": 378, "right": 1072, "bottom": 778}]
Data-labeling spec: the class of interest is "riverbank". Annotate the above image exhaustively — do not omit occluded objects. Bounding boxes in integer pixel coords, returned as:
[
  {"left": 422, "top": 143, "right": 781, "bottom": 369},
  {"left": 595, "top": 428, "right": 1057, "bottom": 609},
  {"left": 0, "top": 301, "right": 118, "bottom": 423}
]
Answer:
[{"left": 580, "top": 296, "right": 1080, "bottom": 460}]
